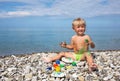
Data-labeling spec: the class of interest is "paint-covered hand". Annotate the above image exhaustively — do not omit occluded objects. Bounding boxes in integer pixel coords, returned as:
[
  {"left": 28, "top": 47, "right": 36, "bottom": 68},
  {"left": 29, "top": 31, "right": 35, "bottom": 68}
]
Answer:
[{"left": 60, "top": 42, "right": 67, "bottom": 48}]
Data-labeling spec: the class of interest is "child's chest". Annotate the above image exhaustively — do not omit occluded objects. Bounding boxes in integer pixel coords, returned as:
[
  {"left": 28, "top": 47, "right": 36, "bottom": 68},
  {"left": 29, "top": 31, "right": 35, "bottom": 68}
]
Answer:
[{"left": 73, "top": 37, "right": 87, "bottom": 45}]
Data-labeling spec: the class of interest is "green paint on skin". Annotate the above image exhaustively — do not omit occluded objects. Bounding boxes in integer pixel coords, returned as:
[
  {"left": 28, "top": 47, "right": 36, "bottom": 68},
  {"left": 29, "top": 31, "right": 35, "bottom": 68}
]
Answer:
[
  {"left": 78, "top": 48, "right": 85, "bottom": 54},
  {"left": 77, "top": 48, "right": 91, "bottom": 56},
  {"left": 87, "top": 50, "right": 91, "bottom": 55},
  {"left": 85, "top": 39, "right": 89, "bottom": 43}
]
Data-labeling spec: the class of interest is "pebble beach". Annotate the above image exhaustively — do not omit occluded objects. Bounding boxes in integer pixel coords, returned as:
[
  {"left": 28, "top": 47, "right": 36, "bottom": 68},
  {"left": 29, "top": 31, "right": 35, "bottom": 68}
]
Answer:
[{"left": 0, "top": 50, "right": 120, "bottom": 81}]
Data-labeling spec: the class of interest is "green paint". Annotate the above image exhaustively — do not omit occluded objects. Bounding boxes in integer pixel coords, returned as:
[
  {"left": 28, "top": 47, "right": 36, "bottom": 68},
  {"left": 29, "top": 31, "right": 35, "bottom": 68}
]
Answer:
[
  {"left": 77, "top": 48, "right": 85, "bottom": 54},
  {"left": 85, "top": 39, "right": 89, "bottom": 43},
  {"left": 87, "top": 50, "right": 91, "bottom": 55}
]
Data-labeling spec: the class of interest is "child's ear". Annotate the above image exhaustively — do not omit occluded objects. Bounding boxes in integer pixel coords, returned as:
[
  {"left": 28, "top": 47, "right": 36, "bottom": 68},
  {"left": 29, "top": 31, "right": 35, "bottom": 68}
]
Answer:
[{"left": 72, "top": 27, "right": 74, "bottom": 30}]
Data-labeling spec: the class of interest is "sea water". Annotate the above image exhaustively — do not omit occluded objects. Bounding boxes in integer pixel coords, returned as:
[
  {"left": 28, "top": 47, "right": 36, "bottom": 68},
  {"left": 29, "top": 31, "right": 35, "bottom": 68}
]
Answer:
[{"left": 0, "top": 26, "right": 120, "bottom": 56}]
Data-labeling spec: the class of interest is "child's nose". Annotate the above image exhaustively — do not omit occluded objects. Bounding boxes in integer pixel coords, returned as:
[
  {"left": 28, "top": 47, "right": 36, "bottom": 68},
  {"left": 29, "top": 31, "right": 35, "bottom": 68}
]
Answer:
[{"left": 79, "top": 27, "right": 82, "bottom": 30}]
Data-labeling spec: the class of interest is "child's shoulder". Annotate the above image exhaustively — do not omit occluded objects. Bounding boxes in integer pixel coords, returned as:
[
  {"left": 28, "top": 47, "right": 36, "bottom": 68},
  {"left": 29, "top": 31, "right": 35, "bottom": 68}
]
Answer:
[
  {"left": 71, "top": 35, "right": 77, "bottom": 41},
  {"left": 84, "top": 34, "right": 91, "bottom": 40},
  {"left": 72, "top": 35, "right": 77, "bottom": 38},
  {"left": 84, "top": 34, "right": 90, "bottom": 37}
]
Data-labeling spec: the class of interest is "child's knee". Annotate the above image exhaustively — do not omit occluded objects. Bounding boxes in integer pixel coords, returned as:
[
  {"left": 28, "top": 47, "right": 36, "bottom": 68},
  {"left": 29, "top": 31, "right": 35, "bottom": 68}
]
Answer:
[{"left": 85, "top": 52, "right": 91, "bottom": 56}]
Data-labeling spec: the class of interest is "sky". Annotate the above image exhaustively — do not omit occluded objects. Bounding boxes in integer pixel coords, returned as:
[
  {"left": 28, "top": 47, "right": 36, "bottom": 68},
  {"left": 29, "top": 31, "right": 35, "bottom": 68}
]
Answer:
[{"left": 0, "top": 0, "right": 120, "bottom": 30}]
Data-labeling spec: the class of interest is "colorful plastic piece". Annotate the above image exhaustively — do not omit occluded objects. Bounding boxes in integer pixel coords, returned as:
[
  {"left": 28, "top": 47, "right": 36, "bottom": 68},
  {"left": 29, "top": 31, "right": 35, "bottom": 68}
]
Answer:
[
  {"left": 61, "top": 57, "right": 73, "bottom": 63},
  {"left": 56, "top": 60, "right": 60, "bottom": 64},
  {"left": 72, "top": 61, "right": 77, "bottom": 66},
  {"left": 55, "top": 66, "right": 61, "bottom": 72},
  {"left": 66, "top": 65, "right": 72, "bottom": 69},
  {"left": 53, "top": 64, "right": 59, "bottom": 68},
  {"left": 68, "top": 57, "right": 71, "bottom": 60},
  {"left": 46, "top": 67, "right": 52, "bottom": 70},
  {"left": 51, "top": 71, "right": 66, "bottom": 77},
  {"left": 60, "top": 64, "right": 64, "bottom": 68}
]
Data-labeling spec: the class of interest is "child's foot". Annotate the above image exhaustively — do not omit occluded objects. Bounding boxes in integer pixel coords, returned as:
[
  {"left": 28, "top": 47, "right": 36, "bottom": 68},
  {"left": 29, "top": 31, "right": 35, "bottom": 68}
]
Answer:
[
  {"left": 42, "top": 57, "right": 52, "bottom": 63},
  {"left": 89, "top": 63, "right": 98, "bottom": 72}
]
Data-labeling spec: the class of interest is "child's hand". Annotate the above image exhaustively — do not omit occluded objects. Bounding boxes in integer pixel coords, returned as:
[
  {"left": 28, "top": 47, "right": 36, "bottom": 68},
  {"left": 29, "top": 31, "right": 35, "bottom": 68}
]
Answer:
[
  {"left": 85, "top": 39, "right": 89, "bottom": 46},
  {"left": 60, "top": 42, "right": 67, "bottom": 48},
  {"left": 90, "top": 42, "right": 95, "bottom": 48}
]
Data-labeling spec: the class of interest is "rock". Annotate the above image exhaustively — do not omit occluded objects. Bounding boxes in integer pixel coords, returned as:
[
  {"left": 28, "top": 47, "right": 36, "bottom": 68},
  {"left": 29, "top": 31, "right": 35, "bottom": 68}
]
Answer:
[
  {"left": 30, "top": 54, "right": 39, "bottom": 62},
  {"left": 25, "top": 73, "right": 33, "bottom": 80},
  {"left": 110, "top": 63, "right": 115, "bottom": 69},
  {"left": 107, "top": 74, "right": 113, "bottom": 79},
  {"left": 49, "top": 77, "right": 55, "bottom": 81},
  {"left": 85, "top": 74, "right": 93, "bottom": 81},
  {"left": 77, "top": 61, "right": 86, "bottom": 66},
  {"left": 78, "top": 76, "right": 84, "bottom": 81},
  {"left": 72, "top": 73, "right": 78, "bottom": 80},
  {"left": 0, "top": 51, "right": 120, "bottom": 81},
  {"left": 32, "top": 76, "right": 37, "bottom": 81}
]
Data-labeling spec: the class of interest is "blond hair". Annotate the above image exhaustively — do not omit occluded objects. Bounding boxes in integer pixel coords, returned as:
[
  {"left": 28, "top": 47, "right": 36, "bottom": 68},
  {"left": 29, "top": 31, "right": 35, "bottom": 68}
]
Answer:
[{"left": 72, "top": 18, "right": 86, "bottom": 29}]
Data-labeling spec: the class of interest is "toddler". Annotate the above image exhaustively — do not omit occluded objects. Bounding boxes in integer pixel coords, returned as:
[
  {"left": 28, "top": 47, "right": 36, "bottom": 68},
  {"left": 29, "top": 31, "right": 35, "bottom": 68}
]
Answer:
[{"left": 43, "top": 18, "right": 97, "bottom": 71}]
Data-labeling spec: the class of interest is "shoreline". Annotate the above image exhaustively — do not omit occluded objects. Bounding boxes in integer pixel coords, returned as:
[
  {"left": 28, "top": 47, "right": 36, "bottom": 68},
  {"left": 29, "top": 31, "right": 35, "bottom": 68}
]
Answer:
[{"left": 0, "top": 49, "right": 120, "bottom": 57}]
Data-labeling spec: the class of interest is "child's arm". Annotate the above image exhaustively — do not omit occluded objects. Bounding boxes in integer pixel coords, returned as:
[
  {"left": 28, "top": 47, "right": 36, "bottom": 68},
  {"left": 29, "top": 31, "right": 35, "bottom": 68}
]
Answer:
[
  {"left": 87, "top": 35, "right": 95, "bottom": 48},
  {"left": 60, "top": 37, "right": 74, "bottom": 50},
  {"left": 66, "top": 37, "right": 74, "bottom": 49},
  {"left": 65, "top": 44, "right": 73, "bottom": 50},
  {"left": 60, "top": 42, "right": 73, "bottom": 49}
]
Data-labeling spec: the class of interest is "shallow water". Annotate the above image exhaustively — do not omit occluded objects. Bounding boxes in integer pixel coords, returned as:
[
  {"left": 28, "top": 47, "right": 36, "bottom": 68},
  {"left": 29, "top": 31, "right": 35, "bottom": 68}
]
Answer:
[{"left": 0, "top": 26, "right": 120, "bottom": 56}]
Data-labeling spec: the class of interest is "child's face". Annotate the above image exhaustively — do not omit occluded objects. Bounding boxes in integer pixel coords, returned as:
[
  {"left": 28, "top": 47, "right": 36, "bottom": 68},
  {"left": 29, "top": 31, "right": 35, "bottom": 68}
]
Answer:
[{"left": 73, "top": 25, "right": 85, "bottom": 36}]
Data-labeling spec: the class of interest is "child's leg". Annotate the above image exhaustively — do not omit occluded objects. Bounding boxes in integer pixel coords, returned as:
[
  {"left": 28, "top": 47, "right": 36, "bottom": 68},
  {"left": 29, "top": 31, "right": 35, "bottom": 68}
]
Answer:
[
  {"left": 85, "top": 52, "right": 97, "bottom": 71},
  {"left": 43, "top": 52, "right": 75, "bottom": 62}
]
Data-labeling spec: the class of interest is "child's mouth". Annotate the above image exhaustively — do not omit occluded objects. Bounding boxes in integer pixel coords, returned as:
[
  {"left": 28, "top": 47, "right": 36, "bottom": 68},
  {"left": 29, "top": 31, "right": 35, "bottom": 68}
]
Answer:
[{"left": 78, "top": 30, "right": 83, "bottom": 33}]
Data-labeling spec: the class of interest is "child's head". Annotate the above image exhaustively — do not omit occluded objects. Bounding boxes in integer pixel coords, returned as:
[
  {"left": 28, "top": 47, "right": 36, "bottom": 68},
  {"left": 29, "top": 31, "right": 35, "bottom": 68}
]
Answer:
[
  {"left": 72, "top": 18, "right": 86, "bottom": 29},
  {"left": 72, "top": 18, "right": 86, "bottom": 35}
]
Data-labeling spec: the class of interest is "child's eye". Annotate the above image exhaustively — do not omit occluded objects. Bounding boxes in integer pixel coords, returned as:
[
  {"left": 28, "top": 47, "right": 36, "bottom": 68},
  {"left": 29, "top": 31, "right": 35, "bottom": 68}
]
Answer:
[
  {"left": 81, "top": 26, "right": 84, "bottom": 28},
  {"left": 80, "top": 25, "right": 85, "bottom": 28},
  {"left": 77, "top": 26, "right": 80, "bottom": 28}
]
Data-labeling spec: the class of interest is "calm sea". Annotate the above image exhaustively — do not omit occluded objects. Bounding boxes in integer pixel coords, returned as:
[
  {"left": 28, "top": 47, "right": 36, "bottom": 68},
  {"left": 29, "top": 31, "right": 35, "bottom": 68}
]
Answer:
[{"left": 0, "top": 26, "right": 120, "bottom": 56}]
